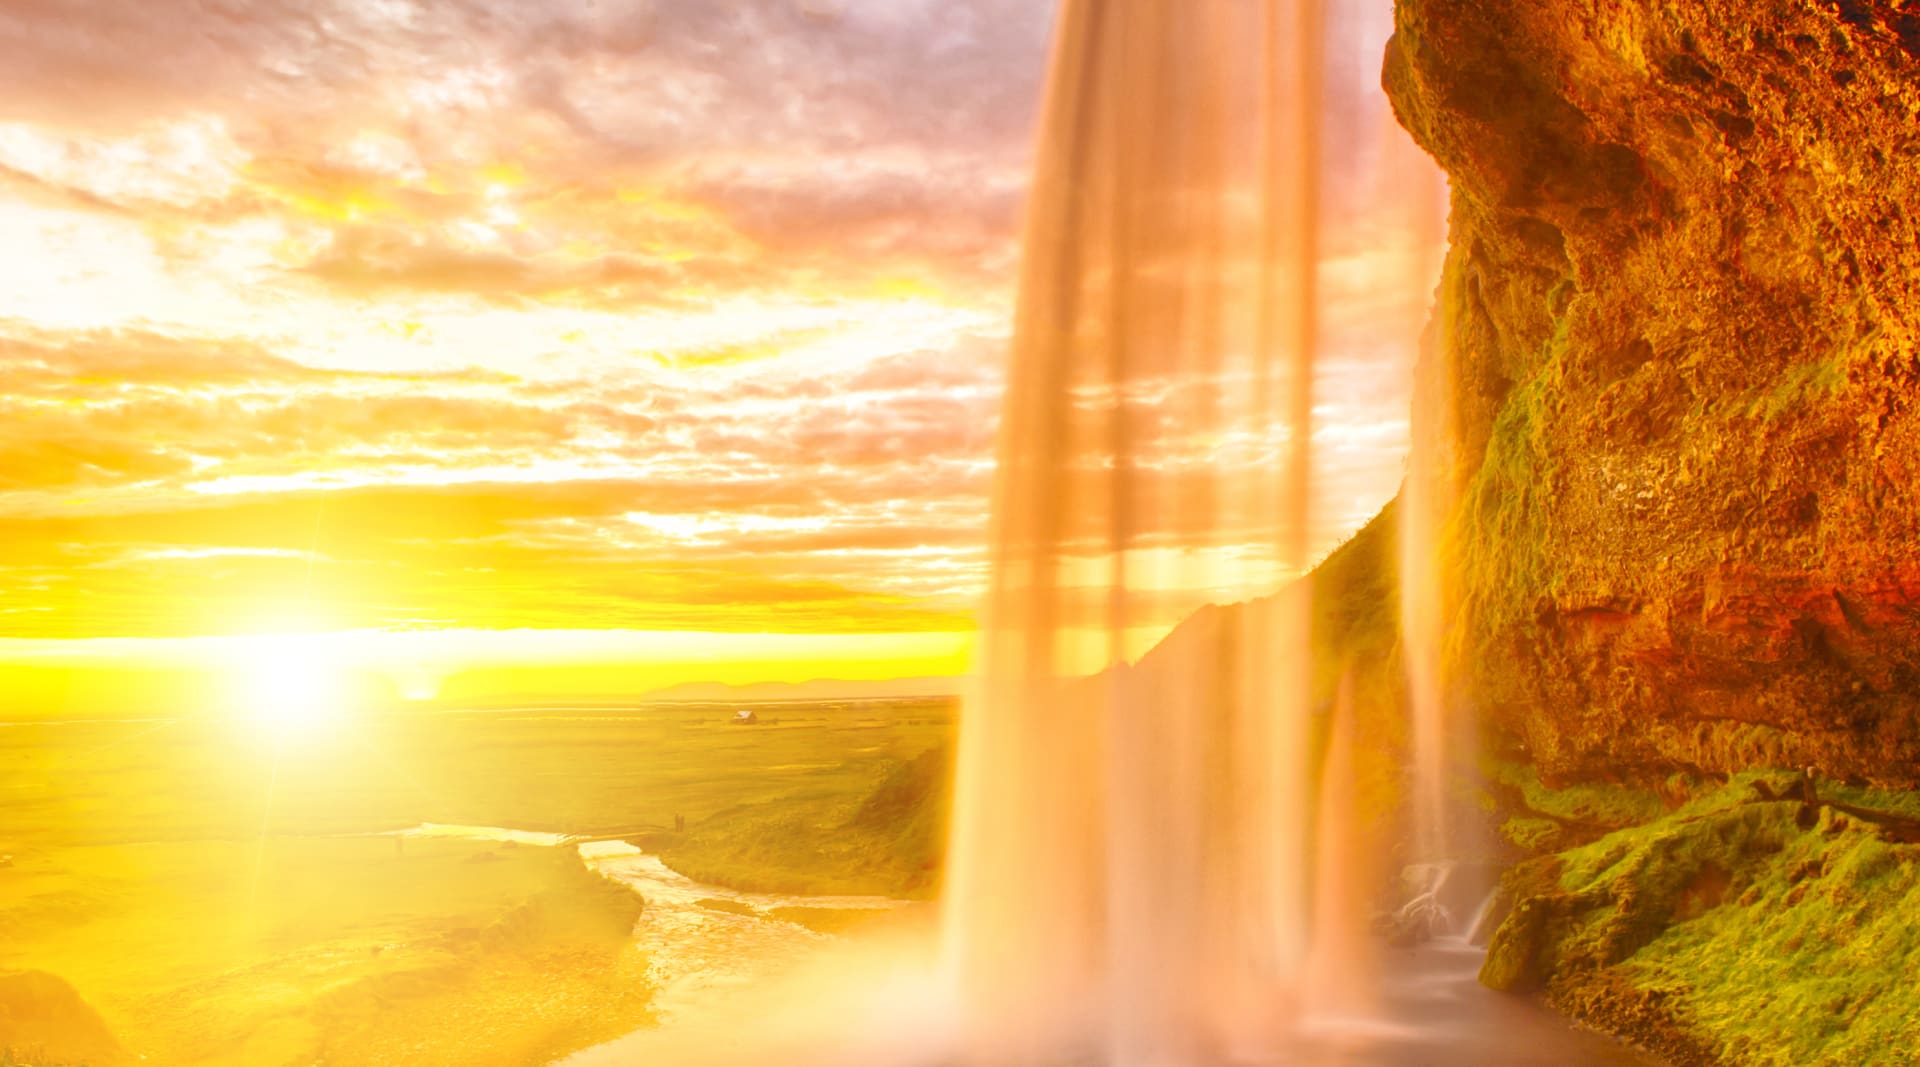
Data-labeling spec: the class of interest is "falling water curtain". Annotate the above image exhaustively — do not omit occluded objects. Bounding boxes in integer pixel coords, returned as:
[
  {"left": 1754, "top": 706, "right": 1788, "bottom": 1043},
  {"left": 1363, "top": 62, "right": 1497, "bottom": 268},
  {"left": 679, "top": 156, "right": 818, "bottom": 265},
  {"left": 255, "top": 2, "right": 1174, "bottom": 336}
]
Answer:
[{"left": 943, "top": 0, "right": 1335, "bottom": 1061}]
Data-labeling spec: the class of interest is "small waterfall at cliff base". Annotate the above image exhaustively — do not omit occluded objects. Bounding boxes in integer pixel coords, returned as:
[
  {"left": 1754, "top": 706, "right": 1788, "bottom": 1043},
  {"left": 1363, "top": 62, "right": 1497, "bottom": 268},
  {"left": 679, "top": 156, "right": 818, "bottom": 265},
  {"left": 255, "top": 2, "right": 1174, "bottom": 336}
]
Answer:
[
  {"left": 1397, "top": 139, "right": 1454, "bottom": 879},
  {"left": 1393, "top": 79, "right": 1463, "bottom": 933}
]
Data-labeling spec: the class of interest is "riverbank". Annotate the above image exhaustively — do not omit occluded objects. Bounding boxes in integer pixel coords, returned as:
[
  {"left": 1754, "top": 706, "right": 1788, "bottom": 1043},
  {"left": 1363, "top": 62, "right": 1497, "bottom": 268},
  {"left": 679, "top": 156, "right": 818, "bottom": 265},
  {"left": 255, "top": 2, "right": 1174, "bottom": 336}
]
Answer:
[
  {"left": 648, "top": 743, "right": 951, "bottom": 898},
  {"left": 0, "top": 835, "right": 651, "bottom": 1066}
]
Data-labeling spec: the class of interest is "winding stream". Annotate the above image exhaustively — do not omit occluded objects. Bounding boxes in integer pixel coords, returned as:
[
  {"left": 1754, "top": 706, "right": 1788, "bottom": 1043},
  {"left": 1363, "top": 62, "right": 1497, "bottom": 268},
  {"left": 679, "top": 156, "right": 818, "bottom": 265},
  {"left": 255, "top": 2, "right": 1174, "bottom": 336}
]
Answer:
[
  {"left": 381, "top": 830, "right": 1656, "bottom": 1065},
  {"left": 383, "top": 825, "right": 913, "bottom": 1035},
  {"left": 575, "top": 841, "right": 909, "bottom": 1024}
]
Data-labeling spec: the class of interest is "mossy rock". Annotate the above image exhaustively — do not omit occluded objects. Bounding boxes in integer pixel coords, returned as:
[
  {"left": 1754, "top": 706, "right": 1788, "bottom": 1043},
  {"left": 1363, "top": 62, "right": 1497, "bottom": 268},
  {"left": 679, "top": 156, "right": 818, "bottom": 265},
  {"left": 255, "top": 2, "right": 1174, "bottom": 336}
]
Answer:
[
  {"left": 1480, "top": 856, "right": 1570, "bottom": 991},
  {"left": 1481, "top": 772, "right": 1920, "bottom": 1063},
  {"left": 1481, "top": 894, "right": 1555, "bottom": 991},
  {"left": 1501, "top": 816, "right": 1566, "bottom": 852}
]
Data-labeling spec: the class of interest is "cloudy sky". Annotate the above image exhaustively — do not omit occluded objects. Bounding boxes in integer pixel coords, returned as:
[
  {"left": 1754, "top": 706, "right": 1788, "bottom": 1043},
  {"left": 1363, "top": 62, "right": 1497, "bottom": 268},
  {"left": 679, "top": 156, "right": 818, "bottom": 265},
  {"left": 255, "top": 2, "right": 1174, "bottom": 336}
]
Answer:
[{"left": 0, "top": 0, "right": 1434, "bottom": 694}]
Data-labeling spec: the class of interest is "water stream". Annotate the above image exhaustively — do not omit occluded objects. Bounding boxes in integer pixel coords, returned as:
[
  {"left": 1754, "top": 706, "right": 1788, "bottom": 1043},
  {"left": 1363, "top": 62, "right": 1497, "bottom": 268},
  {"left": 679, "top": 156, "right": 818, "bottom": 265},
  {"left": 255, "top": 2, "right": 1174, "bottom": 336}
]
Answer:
[{"left": 577, "top": 842, "right": 909, "bottom": 1024}]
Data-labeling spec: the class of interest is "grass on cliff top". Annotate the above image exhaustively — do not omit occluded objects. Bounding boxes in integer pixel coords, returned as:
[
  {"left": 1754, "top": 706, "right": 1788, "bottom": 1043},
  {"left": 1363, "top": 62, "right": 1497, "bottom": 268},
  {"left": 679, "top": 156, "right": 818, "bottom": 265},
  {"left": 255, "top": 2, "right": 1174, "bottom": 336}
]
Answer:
[{"left": 1537, "top": 771, "right": 1920, "bottom": 1066}]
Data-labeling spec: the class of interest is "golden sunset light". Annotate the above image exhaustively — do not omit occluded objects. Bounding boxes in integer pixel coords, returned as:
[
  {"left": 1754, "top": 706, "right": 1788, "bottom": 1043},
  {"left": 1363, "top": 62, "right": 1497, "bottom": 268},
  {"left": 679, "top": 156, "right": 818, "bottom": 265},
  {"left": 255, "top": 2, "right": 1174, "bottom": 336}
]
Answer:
[
  {"left": 39, "top": 0, "right": 1896, "bottom": 1063},
  {"left": 0, "top": 0, "right": 1428, "bottom": 709},
  {"left": 0, "top": 2, "right": 1047, "bottom": 690},
  {"left": 228, "top": 633, "right": 349, "bottom": 742}
]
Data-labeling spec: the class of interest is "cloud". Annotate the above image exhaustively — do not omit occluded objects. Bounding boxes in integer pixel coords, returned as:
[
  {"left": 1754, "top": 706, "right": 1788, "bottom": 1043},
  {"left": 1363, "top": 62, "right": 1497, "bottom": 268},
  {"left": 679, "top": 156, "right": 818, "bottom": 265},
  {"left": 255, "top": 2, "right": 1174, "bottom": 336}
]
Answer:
[
  {"left": 0, "top": 0, "right": 1434, "bottom": 646},
  {"left": 0, "top": 325, "right": 327, "bottom": 389},
  {"left": 0, "top": 475, "right": 982, "bottom": 639},
  {"left": 0, "top": 310, "right": 1009, "bottom": 636},
  {"left": 0, "top": 0, "right": 1054, "bottom": 312},
  {"left": 296, "top": 231, "right": 692, "bottom": 307},
  {"left": 0, "top": 1, "right": 366, "bottom": 130}
]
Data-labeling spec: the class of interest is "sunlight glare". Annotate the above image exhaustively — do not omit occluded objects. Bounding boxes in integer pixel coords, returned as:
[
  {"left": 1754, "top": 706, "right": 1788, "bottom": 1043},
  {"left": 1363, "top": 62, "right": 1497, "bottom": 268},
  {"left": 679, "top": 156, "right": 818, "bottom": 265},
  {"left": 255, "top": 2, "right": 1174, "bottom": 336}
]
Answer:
[{"left": 230, "top": 637, "right": 348, "bottom": 742}]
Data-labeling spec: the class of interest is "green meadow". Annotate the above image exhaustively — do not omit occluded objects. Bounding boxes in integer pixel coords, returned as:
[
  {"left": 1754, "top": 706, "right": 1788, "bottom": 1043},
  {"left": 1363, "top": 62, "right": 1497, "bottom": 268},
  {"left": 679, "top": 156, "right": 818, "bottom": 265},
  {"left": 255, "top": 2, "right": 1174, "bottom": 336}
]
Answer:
[{"left": 0, "top": 699, "right": 955, "bottom": 1065}]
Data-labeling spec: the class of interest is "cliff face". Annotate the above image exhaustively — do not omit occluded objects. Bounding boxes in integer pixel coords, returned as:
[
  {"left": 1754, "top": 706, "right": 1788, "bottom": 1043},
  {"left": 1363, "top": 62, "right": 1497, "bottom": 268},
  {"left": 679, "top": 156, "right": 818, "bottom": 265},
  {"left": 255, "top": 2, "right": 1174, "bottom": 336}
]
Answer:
[{"left": 1385, "top": 0, "right": 1920, "bottom": 785}]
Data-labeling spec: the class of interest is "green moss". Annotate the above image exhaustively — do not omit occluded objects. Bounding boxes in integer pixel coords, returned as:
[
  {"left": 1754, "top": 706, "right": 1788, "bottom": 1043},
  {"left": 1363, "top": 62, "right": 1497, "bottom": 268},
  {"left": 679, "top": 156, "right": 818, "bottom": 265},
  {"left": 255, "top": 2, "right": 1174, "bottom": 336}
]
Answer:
[
  {"left": 1502, "top": 816, "right": 1566, "bottom": 851},
  {"left": 1544, "top": 276, "right": 1578, "bottom": 316},
  {"left": 1621, "top": 809, "right": 1920, "bottom": 1065},
  {"left": 1482, "top": 892, "right": 1555, "bottom": 991},
  {"left": 1488, "top": 772, "right": 1920, "bottom": 1064},
  {"left": 1488, "top": 759, "right": 1668, "bottom": 833},
  {"left": 1312, "top": 504, "right": 1418, "bottom": 834},
  {"left": 1307, "top": 502, "right": 1400, "bottom": 672},
  {"left": 1744, "top": 352, "right": 1846, "bottom": 421},
  {"left": 1448, "top": 310, "right": 1574, "bottom": 637}
]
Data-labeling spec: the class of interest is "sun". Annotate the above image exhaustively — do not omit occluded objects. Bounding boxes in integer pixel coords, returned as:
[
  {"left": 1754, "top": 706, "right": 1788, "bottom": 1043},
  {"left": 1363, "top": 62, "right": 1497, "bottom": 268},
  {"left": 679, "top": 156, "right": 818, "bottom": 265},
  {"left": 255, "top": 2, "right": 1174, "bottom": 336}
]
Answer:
[{"left": 229, "top": 635, "right": 349, "bottom": 742}]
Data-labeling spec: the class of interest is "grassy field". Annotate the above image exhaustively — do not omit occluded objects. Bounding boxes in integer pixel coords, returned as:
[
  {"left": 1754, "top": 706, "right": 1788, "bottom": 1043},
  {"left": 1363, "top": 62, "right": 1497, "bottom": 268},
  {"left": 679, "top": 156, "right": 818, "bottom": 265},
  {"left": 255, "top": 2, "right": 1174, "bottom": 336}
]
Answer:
[
  {"left": 651, "top": 741, "right": 952, "bottom": 896},
  {"left": 0, "top": 698, "right": 956, "bottom": 1065},
  {"left": 0, "top": 698, "right": 955, "bottom": 845},
  {"left": 0, "top": 836, "right": 649, "bottom": 1067}
]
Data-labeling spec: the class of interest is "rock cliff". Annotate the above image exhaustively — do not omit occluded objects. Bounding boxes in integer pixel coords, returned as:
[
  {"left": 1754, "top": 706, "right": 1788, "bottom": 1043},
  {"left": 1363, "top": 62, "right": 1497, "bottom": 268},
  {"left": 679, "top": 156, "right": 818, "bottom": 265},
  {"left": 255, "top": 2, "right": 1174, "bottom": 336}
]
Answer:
[{"left": 1385, "top": 0, "right": 1920, "bottom": 786}]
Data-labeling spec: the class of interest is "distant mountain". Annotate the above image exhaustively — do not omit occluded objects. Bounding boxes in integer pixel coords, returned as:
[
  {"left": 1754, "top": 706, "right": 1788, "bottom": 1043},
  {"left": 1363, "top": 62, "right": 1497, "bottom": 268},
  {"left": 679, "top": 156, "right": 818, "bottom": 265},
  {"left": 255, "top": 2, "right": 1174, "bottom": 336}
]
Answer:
[{"left": 641, "top": 675, "right": 963, "bottom": 703}]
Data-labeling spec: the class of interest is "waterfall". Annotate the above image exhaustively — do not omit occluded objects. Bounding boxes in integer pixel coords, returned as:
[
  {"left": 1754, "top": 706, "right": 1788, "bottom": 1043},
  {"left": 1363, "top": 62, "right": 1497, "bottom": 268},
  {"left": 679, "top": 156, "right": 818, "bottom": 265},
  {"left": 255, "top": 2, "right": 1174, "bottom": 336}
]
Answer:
[
  {"left": 940, "top": 0, "right": 1444, "bottom": 1060},
  {"left": 1396, "top": 98, "right": 1456, "bottom": 876},
  {"left": 559, "top": 5, "right": 1455, "bottom": 1065}
]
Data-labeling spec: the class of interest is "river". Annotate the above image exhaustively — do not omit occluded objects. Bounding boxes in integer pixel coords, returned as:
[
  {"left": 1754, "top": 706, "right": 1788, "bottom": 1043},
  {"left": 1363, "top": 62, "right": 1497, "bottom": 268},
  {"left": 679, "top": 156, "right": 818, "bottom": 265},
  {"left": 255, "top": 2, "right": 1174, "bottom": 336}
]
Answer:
[
  {"left": 558, "top": 845, "right": 1660, "bottom": 1067},
  {"left": 371, "top": 826, "right": 1656, "bottom": 1066},
  {"left": 574, "top": 840, "right": 911, "bottom": 1024}
]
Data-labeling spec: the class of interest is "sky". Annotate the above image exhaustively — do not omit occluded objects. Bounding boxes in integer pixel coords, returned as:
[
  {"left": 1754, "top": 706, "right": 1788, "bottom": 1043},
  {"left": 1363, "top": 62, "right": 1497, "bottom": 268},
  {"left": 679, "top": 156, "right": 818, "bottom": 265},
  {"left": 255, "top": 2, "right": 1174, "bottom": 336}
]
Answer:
[{"left": 0, "top": 0, "right": 1434, "bottom": 704}]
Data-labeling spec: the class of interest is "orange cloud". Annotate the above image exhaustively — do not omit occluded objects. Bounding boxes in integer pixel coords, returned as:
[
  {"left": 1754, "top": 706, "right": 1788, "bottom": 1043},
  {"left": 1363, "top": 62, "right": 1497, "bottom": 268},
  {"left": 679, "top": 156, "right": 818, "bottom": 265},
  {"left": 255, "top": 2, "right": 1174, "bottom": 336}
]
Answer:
[{"left": 0, "top": 0, "right": 1426, "bottom": 671}]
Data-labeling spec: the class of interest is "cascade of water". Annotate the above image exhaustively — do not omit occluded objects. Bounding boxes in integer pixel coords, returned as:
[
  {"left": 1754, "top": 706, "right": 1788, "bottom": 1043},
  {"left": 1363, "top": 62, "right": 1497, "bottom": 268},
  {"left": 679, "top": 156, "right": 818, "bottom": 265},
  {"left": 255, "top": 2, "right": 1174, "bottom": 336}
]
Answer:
[
  {"left": 935, "top": 0, "right": 1462, "bottom": 1060},
  {"left": 1302, "top": 669, "right": 1380, "bottom": 1021},
  {"left": 1460, "top": 886, "right": 1502, "bottom": 947},
  {"left": 1396, "top": 91, "right": 1457, "bottom": 878},
  {"left": 563, "top": 5, "right": 1453, "bottom": 1065}
]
